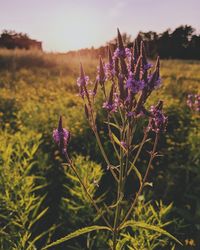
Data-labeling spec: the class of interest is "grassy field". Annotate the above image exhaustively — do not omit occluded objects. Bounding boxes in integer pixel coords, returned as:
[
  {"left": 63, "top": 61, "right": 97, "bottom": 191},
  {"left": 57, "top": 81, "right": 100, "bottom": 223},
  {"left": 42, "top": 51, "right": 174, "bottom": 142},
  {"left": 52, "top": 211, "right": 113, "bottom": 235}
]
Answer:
[{"left": 0, "top": 49, "right": 199, "bottom": 249}]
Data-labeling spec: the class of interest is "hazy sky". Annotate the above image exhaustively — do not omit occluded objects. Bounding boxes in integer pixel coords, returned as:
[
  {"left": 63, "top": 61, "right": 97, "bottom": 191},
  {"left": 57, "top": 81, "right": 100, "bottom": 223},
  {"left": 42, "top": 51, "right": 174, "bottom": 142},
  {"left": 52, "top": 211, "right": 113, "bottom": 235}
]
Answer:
[{"left": 0, "top": 0, "right": 200, "bottom": 52}]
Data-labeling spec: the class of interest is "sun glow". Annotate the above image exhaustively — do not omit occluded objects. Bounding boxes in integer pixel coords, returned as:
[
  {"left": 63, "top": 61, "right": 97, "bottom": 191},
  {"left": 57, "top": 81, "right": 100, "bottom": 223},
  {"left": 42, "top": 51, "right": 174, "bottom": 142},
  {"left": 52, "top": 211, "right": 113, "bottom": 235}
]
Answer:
[{"left": 48, "top": 9, "right": 107, "bottom": 52}]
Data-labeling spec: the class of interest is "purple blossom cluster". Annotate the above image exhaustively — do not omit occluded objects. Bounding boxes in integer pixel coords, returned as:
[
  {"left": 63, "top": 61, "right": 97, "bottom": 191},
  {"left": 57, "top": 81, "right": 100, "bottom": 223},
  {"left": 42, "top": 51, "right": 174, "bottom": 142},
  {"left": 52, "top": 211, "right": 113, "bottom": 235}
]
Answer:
[
  {"left": 53, "top": 116, "right": 70, "bottom": 153},
  {"left": 126, "top": 72, "right": 145, "bottom": 93},
  {"left": 104, "top": 62, "right": 115, "bottom": 80},
  {"left": 187, "top": 94, "right": 200, "bottom": 112},
  {"left": 77, "top": 75, "right": 90, "bottom": 87},
  {"left": 113, "top": 47, "right": 132, "bottom": 59},
  {"left": 75, "top": 29, "right": 167, "bottom": 133},
  {"left": 148, "top": 101, "right": 168, "bottom": 133}
]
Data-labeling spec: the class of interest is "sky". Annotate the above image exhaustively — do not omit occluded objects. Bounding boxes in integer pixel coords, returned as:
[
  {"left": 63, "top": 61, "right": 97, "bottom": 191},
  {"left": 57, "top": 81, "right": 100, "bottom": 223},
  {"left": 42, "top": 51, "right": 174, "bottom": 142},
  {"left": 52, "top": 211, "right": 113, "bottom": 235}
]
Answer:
[{"left": 0, "top": 0, "right": 200, "bottom": 52}]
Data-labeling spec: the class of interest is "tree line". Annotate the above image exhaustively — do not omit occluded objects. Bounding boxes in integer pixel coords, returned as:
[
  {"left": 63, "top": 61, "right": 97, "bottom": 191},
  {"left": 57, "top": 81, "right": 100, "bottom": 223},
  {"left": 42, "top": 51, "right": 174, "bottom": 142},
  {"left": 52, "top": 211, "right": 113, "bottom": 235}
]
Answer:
[
  {"left": 1, "top": 25, "right": 200, "bottom": 59},
  {"left": 0, "top": 30, "right": 42, "bottom": 50},
  {"left": 67, "top": 25, "right": 200, "bottom": 60}
]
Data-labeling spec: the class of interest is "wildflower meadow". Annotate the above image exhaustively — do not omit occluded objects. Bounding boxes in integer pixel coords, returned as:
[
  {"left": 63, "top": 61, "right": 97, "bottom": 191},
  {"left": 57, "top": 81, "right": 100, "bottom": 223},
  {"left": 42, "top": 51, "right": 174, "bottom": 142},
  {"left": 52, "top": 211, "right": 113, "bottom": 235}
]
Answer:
[{"left": 0, "top": 29, "right": 199, "bottom": 250}]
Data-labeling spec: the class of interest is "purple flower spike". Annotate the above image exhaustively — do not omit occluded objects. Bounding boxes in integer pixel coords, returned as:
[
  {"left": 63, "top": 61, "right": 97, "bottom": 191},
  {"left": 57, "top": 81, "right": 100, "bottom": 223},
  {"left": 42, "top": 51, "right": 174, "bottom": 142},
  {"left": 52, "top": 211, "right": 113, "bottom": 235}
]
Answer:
[
  {"left": 77, "top": 63, "right": 90, "bottom": 98},
  {"left": 133, "top": 35, "right": 141, "bottom": 63},
  {"left": 105, "top": 62, "right": 115, "bottom": 80},
  {"left": 117, "top": 28, "right": 125, "bottom": 51},
  {"left": 77, "top": 64, "right": 89, "bottom": 87},
  {"left": 147, "top": 56, "right": 161, "bottom": 90},
  {"left": 140, "top": 41, "right": 152, "bottom": 71},
  {"left": 148, "top": 101, "right": 168, "bottom": 133},
  {"left": 97, "top": 56, "right": 106, "bottom": 86},
  {"left": 53, "top": 116, "right": 70, "bottom": 153},
  {"left": 113, "top": 29, "right": 126, "bottom": 59},
  {"left": 105, "top": 47, "right": 115, "bottom": 80},
  {"left": 103, "top": 84, "right": 117, "bottom": 112}
]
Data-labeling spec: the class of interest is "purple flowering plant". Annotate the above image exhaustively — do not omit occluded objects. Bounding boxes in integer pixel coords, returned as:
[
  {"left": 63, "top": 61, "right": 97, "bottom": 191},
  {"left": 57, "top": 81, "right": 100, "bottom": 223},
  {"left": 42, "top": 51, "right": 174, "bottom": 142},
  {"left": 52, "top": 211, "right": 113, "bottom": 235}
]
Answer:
[{"left": 47, "top": 30, "right": 182, "bottom": 250}]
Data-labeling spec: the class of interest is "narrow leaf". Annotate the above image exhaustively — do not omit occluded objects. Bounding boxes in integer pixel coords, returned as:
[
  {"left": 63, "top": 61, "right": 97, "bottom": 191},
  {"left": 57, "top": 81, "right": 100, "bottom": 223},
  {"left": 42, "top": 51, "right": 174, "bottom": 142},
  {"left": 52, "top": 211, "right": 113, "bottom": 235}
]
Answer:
[
  {"left": 119, "top": 220, "right": 182, "bottom": 245},
  {"left": 104, "top": 121, "right": 121, "bottom": 131},
  {"left": 111, "top": 132, "right": 127, "bottom": 152},
  {"left": 42, "top": 225, "right": 112, "bottom": 249},
  {"left": 129, "top": 162, "right": 142, "bottom": 185}
]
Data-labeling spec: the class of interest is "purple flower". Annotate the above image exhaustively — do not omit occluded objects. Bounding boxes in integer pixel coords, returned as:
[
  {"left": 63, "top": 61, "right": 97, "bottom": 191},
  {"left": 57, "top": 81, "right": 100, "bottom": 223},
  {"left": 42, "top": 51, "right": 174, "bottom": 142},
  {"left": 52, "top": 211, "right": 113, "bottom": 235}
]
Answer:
[
  {"left": 127, "top": 111, "right": 134, "bottom": 117},
  {"left": 103, "top": 84, "right": 118, "bottom": 112},
  {"left": 105, "top": 62, "right": 115, "bottom": 80},
  {"left": 120, "top": 141, "right": 127, "bottom": 149},
  {"left": 114, "top": 92, "right": 121, "bottom": 108},
  {"left": 194, "top": 94, "right": 200, "bottom": 112},
  {"left": 53, "top": 116, "right": 70, "bottom": 153},
  {"left": 187, "top": 94, "right": 193, "bottom": 108},
  {"left": 102, "top": 101, "right": 117, "bottom": 112},
  {"left": 113, "top": 48, "right": 126, "bottom": 59},
  {"left": 77, "top": 75, "right": 89, "bottom": 87},
  {"left": 102, "top": 92, "right": 120, "bottom": 112},
  {"left": 147, "top": 72, "right": 161, "bottom": 90},
  {"left": 113, "top": 47, "right": 131, "bottom": 60},
  {"left": 143, "top": 63, "right": 153, "bottom": 71},
  {"left": 126, "top": 72, "right": 145, "bottom": 93},
  {"left": 125, "top": 48, "right": 132, "bottom": 58},
  {"left": 77, "top": 63, "right": 91, "bottom": 99},
  {"left": 96, "top": 57, "right": 106, "bottom": 86},
  {"left": 140, "top": 41, "right": 152, "bottom": 71},
  {"left": 187, "top": 94, "right": 200, "bottom": 112},
  {"left": 148, "top": 101, "right": 167, "bottom": 133},
  {"left": 148, "top": 75, "right": 162, "bottom": 89}
]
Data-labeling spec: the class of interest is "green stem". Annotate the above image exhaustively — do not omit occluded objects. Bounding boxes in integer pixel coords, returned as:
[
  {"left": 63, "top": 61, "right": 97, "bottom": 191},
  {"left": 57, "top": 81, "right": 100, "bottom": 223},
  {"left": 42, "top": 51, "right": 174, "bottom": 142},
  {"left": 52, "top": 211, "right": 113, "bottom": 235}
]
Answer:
[
  {"left": 119, "top": 133, "right": 159, "bottom": 229},
  {"left": 127, "top": 130, "right": 148, "bottom": 176},
  {"left": 64, "top": 152, "right": 111, "bottom": 228},
  {"left": 93, "top": 128, "right": 118, "bottom": 182},
  {"left": 112, "top": 123, "right": 125, "bottom": 249},
  {"left": 124, "top": 121, "right": 131, "bottom": 180},
  {"left": 108, "top": 116, "right": 120, "bottom": 160}
]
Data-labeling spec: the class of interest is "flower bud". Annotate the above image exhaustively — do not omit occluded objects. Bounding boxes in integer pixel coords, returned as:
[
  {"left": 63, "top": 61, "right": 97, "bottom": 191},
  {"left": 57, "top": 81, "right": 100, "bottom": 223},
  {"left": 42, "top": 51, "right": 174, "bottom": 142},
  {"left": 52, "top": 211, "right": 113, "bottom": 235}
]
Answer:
[
  {"left": 53, "top": 116, "right": 70, "bottom": 153},
  {"left": 117, "top": 28, "right": 125, "bottom": 51},
  {"left": 98, "top": 56, "right": 105, "bottom": 86}
]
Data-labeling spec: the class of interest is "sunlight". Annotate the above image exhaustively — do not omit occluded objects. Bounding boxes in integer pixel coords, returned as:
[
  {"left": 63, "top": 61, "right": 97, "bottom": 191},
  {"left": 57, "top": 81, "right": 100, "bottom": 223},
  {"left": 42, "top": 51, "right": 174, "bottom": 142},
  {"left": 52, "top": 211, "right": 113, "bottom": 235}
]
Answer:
[{"left": 55, "top": 10, "right": 103, "bottom": 51}]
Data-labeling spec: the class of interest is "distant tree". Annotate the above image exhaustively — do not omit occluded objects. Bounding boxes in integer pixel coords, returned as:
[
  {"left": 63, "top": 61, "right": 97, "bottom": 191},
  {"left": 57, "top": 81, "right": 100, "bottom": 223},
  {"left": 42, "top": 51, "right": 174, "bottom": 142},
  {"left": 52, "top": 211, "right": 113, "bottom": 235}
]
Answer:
[
  {"left": 138, "top": 31, "right": 158, "bottom": 58},
  {"left": 189, "top": 35, "right": 200, "bottom": 59},
  {"left": 0, "top": 30, "right": 42, "bottom": 50},
  {"left": 157, "top": 29, "right": 171, "bottom": 58},
  {"left": 169, "top": 25, "right": 195, "bottom": 58}
]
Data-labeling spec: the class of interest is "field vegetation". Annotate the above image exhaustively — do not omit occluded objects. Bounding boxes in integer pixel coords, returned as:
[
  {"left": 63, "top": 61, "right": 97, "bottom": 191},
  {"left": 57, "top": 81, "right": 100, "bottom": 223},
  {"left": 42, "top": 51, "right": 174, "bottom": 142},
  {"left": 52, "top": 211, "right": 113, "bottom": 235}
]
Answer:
[{"left": 0, "top": 48, "right": 199, "bottom": 249}]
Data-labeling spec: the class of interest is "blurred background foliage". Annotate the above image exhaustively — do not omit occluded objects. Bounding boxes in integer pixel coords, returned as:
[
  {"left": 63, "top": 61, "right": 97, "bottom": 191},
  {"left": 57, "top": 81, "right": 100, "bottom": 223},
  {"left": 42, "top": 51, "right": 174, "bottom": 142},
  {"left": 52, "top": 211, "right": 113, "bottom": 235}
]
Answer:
[{"left": 0, "top": 49, "right": 199, "bottom": 249}]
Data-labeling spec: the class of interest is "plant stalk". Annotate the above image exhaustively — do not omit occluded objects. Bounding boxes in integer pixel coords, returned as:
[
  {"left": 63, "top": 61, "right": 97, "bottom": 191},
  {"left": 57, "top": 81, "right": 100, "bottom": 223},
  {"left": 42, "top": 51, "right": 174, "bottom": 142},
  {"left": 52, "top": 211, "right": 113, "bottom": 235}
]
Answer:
[
  {"left": 119, "top": 133, "right": 159, "bottom": 229},
  {"left": 64, "top": 152, "right": 111, "bottom": 228}
]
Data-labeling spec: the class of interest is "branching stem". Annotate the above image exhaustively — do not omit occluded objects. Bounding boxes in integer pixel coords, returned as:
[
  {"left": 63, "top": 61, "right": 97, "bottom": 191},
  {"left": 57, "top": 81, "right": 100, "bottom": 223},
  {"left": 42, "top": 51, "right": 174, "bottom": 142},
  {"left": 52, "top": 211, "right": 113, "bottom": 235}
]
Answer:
[
  {"left": 64, "top": 152, "right": 112, "bottom": 229},
  {"left": 119, "top": 133, "right": 159, "bottom": 229}
]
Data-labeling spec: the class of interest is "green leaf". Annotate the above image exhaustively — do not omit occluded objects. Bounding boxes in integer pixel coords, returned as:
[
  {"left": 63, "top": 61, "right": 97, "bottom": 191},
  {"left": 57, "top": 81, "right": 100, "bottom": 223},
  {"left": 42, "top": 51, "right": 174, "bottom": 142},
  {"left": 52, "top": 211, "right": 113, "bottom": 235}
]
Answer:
[
  {"left": 116, "top": 236, "right": 130, "bottom": 250},
  {"left": 119, "top": 220, "right": 182, "bottom": 245},
  {"left": 104, "top": 121, "right": 121, "bottom": 131},
  {"left": 111, "top": 132, "right": 127, "bottom": 152},
  {"left": 42, "top": 225, "right": 112, "bottom": 249},
  {"left": 28, "top": 207, "right": 49, "bottom": 230},
  {"left": 27, "top": 225, "right": 58, "bottom": 250},
  {"left": 129, "top": 162, "right": 142, "bottom": 185}
]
